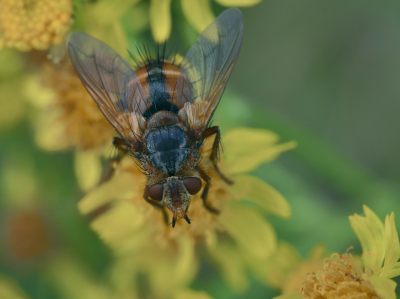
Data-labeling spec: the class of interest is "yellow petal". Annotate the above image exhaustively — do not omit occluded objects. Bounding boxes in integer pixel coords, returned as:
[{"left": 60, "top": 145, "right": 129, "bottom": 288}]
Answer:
[
  {"left": 78, "top": 172, "right": 138, "bottom": 215},
  {"left": 387, "top": 262, "right": 400, "bottom": 278},
  {"left": 0, "top": 275, "right": 30, "bottom": 299},
  {"left": 273, "top": 294, "right": 304, "bottom": 299},
  {"left": 150, "top": 0, "right": 172, "bottom": 42},
  {"left": 23, "top": 75, "right": 55, "bottom": 108},
  {"left": 123, "top": 3, "right": 150, "bottom": 33},
  {"left": 349, "top": 205, "right": 385, "bottom": 269},
  {"left": 45, "top": 255, "right": 112, "bottom": 299},
  {"left": 381, "top": 213, "right": 400, "bottom": 278},
  {"left": 214, "top": 0, "right": 261, "bottom": 6},
  {"left": 218, "top": 201, "right": 277, "bottom": 260},
  {"left": 149, "top": 236, "right": 197, "bottom": 297},
  {"left": 208, "top": 242, "right": 248, "bottom": 292},
  {"left": 83, "top": 17, "right": 129, "bottom": 60},
  {"left": 32, "top": 107, "right": 68, "bottom": 152},
  {"left": 247, "top": 241, "right": 302, "bottom": 290},
  {"left": 204, "top": 228, "right": 218, "bottom": 251},
  {"left": 231, "top": 175, "right": 291, "bottom": 218},
  {"left": 90, "top": 201, "right": 145, "bottom": 249},
  {"left": 281, "top": 244, "right": 326, "bottom": 294},
  {"left": 0, "top": 48, "right": 24, "bottom": 79},
  {"left": 368, "top": 275, "right": 397, "bottom": 299},
  {"left": 74, "top": 151, "right": 103, "bottom": 192},
  {"left": 223, "top": 127, "right": 297, "bottom": 174},
  {"left": 1, "top": 154, "right": 38, "bottom": 206},
  {"left": 0, "top": 79, "right": 26, "bottom": 130},
  {"left": 170, "top": 236, "right": 197, "bottom": 288},
  {"left": 181, "top": 0, "right": 215, "bottom": 33},
  {"left": 174, "top": 289, "right": 213, "bottom": 299},
  {"left": 307, "top": 244, "right": 327, "bottom": 260},
  {"left": 89, "top": 0, "right": 139, "bottom": 26}
]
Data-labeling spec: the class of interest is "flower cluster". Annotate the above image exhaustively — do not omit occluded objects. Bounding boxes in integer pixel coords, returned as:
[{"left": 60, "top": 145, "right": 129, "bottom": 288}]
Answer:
[
  {"left": 0, "top": 0, "right": 73, "bottom": 51},
  {"left": 39, "top": 63, "right": 115, "bottom": 150}
]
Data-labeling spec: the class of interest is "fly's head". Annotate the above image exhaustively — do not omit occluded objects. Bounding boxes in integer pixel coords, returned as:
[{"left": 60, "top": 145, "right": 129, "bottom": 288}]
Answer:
[{"left": 147, "top": 176, "right": 202, "bottom": 227}]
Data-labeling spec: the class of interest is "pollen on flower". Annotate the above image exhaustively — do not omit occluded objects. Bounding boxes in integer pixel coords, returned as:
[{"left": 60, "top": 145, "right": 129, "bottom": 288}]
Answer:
[
  {"left": 0, "top": 0, "right": 73, "bottom": 51},
  {"left": 41, "top": 63, "right": 115, "bottom": 150},
  {"left": 300, "top": 249, "right": 380, "bottom": 299}
]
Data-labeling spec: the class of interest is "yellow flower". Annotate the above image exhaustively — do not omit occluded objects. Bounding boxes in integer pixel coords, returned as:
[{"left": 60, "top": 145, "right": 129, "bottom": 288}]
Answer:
[
  {"left": 275, "top": 205, "right": 400, "bottom": 299},
  {"left": 300, "top": 250, "right": 379, "bottom": 298},
  {"left": 78, "top": 127, "right": 295, "bottom": 294},
  {"left": 0, "top": 49, "right": 28, "bottom": 131},
  {"left": 0, "top": 0, "right": 73, "bottom": 51},
  {"left": 33, "top": 62, "right": 115, "bottom": 151},
  {"left": 150, "top": 0, "right": 261, "bottom": 42}
]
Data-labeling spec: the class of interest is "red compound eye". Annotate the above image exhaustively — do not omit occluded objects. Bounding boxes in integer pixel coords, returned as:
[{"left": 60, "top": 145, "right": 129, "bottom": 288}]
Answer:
[
  {"left": 148, "top": 184, "right": 163, "bottom": 201},
  {"left": 183, "top": 178, "right": 202, "bottom": 195}
]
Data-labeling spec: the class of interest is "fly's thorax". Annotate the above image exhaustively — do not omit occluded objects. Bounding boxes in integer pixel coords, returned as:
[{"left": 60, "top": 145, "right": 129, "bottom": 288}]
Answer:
[{"left": 145, "top": 123, "right": 190, "bottom": 176}]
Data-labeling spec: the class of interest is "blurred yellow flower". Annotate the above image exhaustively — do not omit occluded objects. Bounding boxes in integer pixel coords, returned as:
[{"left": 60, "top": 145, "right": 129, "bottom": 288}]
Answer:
[
  {"left": 275, "top": 205, "right": 400, "bottom": 299},
  {"left": 81, "top": 0, "right": 134, "bottom": 58},
  {"left": 78, "top": 127, "right": 295, "bottom": 294},
  {"left": 181, "top": 0, "right": 261, "bottom": 34},
  {"left": 0, "top": 49, "right": 28, "bottom": 131},
  {"left": 33, "top": 63, "right": 115, "bottom": 151},
  {"left": 43, "top": 253, "right": 214, "bottom": 299},
  {"left": 149, "top": 0, "right": 172, "bottom": 43},
  {"left": 0, "top": 275, "right": 30, "bottom": 299},
  {"left": 150, "top": 0, "right": 261, "bottom": 42},
  {"left": 248, "top": 241, "right": 326, "bottom": 294},
  {"left": 0, "top": 0, "right": 73, "bottom": 51}
]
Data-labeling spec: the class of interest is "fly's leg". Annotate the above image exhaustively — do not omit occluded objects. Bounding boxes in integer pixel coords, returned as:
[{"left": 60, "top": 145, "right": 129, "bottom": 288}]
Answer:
[
  {"left": 143, "top": 186, "right": 169, "bottom": 225},
  {"left": 99, "top": 137, "right": 128, "bottom": 184},
  {"left": 196, "top": 165, "right": 220, "bottom": 214},
  {"left": 203, "top": 126, "right": 234, "bottom": 185}
]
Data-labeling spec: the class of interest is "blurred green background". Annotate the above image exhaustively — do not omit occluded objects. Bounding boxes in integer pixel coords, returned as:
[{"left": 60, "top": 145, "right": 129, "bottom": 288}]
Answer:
[{"left": 1, "top": 0, "right": 400, "bottom": 298}]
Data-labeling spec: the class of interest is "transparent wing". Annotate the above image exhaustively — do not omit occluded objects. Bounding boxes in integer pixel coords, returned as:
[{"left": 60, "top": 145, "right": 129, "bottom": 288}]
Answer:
[
  {"left": 175, "top": 8, "right": 243, "bottom": 132},
  {"left": 68, "top": 32, "right": 147, "bottom": 146}
]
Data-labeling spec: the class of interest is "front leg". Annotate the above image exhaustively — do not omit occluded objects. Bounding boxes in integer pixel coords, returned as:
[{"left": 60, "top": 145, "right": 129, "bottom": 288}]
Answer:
[
  {"left": 203, "top": 126, "right": 234, "bottom": 185},
  {"left": 196, "top": 165, "right": 220, "bottom": 214},
  {"left": 99, "top": 137, "right": 129, "bottom": 184}
]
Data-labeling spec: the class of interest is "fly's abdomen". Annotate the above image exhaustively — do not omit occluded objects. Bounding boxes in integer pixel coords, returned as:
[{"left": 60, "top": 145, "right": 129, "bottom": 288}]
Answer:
[
  {"left": 146, "top": 125, "right": 189, "bottom": 176},
  {"left": 135, "top": 60, "right": 184, "bottom": 119}
]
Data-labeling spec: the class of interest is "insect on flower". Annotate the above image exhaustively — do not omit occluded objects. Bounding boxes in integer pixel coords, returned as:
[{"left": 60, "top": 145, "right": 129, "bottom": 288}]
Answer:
[{"left": 68, "top": 8, "right": 243, "bottom": 227}]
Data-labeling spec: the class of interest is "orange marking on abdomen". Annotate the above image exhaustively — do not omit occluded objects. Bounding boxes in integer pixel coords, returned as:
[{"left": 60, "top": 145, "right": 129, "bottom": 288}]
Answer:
[{"left": 135, "top": 60, "right": 184, "bottom": 108}]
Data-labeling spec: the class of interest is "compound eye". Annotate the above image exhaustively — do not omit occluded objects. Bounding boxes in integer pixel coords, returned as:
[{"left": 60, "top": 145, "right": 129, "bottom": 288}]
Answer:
[
  {"left": 183, "top": 178, "right": 202, "bottom": 195},
  {"left": 148, "top": 184, "right": 163, "bottom": 201}
]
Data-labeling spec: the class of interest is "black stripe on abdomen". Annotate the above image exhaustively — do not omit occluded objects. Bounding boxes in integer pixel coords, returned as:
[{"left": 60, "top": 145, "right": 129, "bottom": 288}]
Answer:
[{"left": 143, "top": 64, "right": 179, "bottom": 119}]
